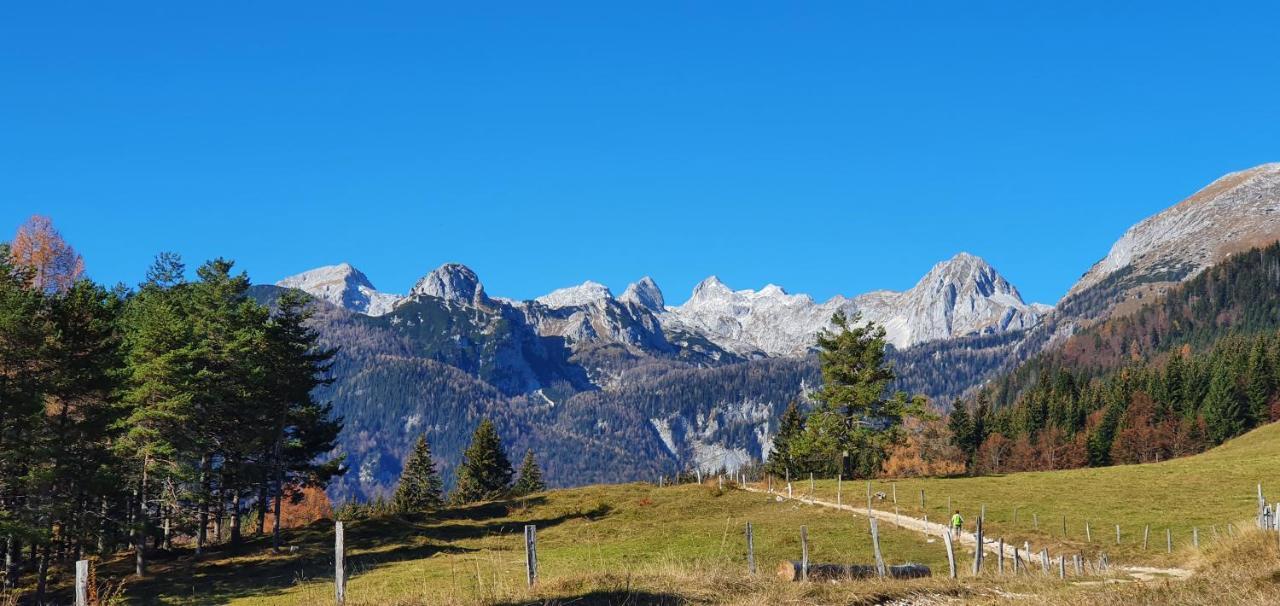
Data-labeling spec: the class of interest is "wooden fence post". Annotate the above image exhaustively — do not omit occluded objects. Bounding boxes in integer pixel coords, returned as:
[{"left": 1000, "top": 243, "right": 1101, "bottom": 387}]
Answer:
[
  {"left": 1192, "top": 527, "right": 1199, "bottom": 548},
  {"left": 1115, "top": 524, "right": 1121, "bottom": 545},
  {"left": 1013, "top": 547, "right": 1022, "bottom": 575},
  {"left": 1058, "top": 555, "right": 1065, "bottom": 579},
  {"left": 1085, "top": 520, "right": 1091, "bottom": 542},
  {"left": 75, "top": 560, "right": 89, "bottom": 606},
  {"left": 1040, "top": 549, "right": 1049, "bottom": 574},
  {"left": 800, "top": 526, "right": 809, "bottom": 582},
  {"left": 718, "top": 475, "right": 723, "bottom": 491},
  {"left": 335, "top": 521, "right": 346, "bottom": 606},
  {"left": 1033, "top": 513, "right": 1039, "bottom": 530},
  {"left": 745, "top": 522, "right": 755, "bottom": 575},
  {"left": 997, "top": 538, "right": 1005, "bottom": 575},
  {"left": 942, "top": 528, "right": 957, "bottom": 579},
  {"left": 866, "top": 481, "right": 872, "bottom": 517},
  {"left": 525, "top": 525, "right": 538, "bottom": 587},
  {"left": 1143, "top": 525, "right": 1150, "bottom": 550},
  {"left": 1062, "top": 515, "right": 1067, "bottom": 536},
  {"left": 972, "top": 516, "right": 984, "bottom": 575},
  {"left": 809, "top": 473, "right": 814, "bottom": 496},
  {"left": 787, "top": 483, "right": 792, "bottom": 498},
  {"left": 892, "top": 482, "right": 898, "bottom": 505},
  {"left": 920, "top": 489, "right": 925, "bottom": 511},
  {"left": 1073, "top": 554, "right": 1082, "bottom": 576},
  {"left": 837, "top": 474, "right": 842, "bottom": 506},
  {"left": 1166, "top": 528, "right": 1172, "bottom": 553},
  {"left": 870, "top": 518, "right": 886, "bottom": 578}
]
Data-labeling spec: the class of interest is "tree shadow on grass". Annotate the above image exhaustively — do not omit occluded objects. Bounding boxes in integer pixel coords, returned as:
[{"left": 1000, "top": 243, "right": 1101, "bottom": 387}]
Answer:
[{"left": 110, "top": 497, "right": 616, "bottom": 604}]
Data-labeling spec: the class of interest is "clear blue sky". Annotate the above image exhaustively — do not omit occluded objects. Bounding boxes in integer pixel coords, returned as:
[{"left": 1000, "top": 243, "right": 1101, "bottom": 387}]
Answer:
[{"left": 3, "top": 2, "right": 1278, "bottom": 305}]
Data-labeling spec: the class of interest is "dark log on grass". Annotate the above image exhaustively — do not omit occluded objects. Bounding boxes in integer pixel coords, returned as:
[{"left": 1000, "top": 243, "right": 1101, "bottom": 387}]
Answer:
[{"left": 777, "top": 561, "right": 930, "bottom": 582}]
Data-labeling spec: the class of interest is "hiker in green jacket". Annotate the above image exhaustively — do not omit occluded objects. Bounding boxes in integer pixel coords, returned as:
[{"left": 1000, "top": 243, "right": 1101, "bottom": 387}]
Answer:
[{"left": 951, "top": 511, "right": 964, "bottom": 536}]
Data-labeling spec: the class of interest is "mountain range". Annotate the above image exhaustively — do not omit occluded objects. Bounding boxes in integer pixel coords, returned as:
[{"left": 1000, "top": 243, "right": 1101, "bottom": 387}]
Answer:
[{"left": 258, "top": 162, "right": 1280, "bottom": 502}]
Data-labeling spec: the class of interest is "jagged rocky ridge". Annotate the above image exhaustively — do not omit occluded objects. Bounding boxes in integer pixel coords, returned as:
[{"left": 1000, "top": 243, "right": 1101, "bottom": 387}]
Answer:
[{"left": 267, "top": 163, "right": 1280, "bottom": 501}]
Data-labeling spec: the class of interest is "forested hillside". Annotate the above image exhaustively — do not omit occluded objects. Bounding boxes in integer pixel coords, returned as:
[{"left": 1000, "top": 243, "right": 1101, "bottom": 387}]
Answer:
[{"left": 949, "top": 241, "right": 1280, "bottom": 474}]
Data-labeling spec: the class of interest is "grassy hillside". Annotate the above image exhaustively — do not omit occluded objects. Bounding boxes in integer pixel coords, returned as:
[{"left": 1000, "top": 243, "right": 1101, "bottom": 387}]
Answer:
[
  {"left": 86, "top": 423, "right": 1280, "bottom": 604},
  {"left": 111, "top": 483, "right": 954, "bottom": 605},
  {"left": 798, "top": 421, "right": 1280, "bottom": 567}
]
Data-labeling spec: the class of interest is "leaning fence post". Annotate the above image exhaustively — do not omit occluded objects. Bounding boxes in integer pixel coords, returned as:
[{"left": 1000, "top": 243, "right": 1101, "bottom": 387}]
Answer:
[
  {"left": 745, "top": 522, "right": 756, "bottom": 575},
  {"left": 75, "top": 560, "right": 89, "bottom": 606},
  {"left": 800, "top": 526, "right": 809, "bottom": 582},
  {"left": 1085, "top": 520, "right": 1091, "bottom": 542},
  {"left": 942, "top": 528, "right": 957, "bottom": 579},
  {"left": 1143, "top": 525, "right": 1150, "bottom": 550},
  {"left": 335, "top": 521, "right": 346, "bottom": 606},
  {"left": 870, "top": 518, "right": 886, "bottom": 578},
  {"left": 525, "top": 525, "right": 538, "bottom": 586}
]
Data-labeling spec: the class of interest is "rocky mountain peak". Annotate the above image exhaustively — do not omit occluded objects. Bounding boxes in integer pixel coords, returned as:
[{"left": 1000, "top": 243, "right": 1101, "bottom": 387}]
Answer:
[
  {"left": 535, "top": 281, "right": 613, "bottom": 309},
  {"left": 619, "top": 277, "right": 665, "bottom": 312},
  {"left": 1067, "top": 163, "right": 1280, "bottom": 300},
  {"left": 918, "top": 252, "right": 1020, "bottom": 302},
  {"left": 276, "top": 262, "right": 402, "bottom": 316},
  {"left": 411, "top": 263, "right": 488, "bottom": 306},
  {"left": 690, "top": 276, "right": 733, "bottom": 302}
]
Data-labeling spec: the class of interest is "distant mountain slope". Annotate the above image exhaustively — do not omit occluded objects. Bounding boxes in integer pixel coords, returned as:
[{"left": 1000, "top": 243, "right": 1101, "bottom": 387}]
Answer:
[{"left": 1067, "top": 163, "right": 1280, "bottom": 308}]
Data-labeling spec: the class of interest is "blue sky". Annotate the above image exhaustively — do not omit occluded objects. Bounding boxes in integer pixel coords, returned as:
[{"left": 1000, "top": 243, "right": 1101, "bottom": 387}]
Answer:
[{"left": 3, "top": 2, "right": 1278, "bottom": 305}]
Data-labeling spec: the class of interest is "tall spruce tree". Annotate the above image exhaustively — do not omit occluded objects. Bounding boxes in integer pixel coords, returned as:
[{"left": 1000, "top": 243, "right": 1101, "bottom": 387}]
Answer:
[
  {"left": 812, "top": 312, "right": 926, "bottom": 478},
  {"left": 512, "top": 450, "right": 546, "bottom": 496},
  {"left": 765, "top": 402, "right": 806, "bottom": 477},
  {"left": 450, "top": 419, "right": 513, "bottom": 504},
  {"left": 393, "top": 435, "right": 444, "bottom": 512}
]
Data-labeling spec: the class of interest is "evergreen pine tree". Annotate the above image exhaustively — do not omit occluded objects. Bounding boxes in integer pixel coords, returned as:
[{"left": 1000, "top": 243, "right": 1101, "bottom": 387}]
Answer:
[
  {"left": 1245, "top": 338, "right": 1272, "bottom": 425},
  {"left": 1203, "top": 358, "right": 1246, "bottom": 444},
  {"left": 393, "top": 434, "right": 444, "bottom": 512},
  {"left": 512, "top": 450, "right": 546, "bottom": 496},
  {"left": 812, "top": 312, "right": 926, "bottom": 478},
  {"left": 947, "top": 403, "right": 973, "bottom": 466},
  {"left": 765, "top": 402, "right": 805, "bottom": 477},
  {"left": 450, "top": 419, "right": 514, "bottom": 504}
]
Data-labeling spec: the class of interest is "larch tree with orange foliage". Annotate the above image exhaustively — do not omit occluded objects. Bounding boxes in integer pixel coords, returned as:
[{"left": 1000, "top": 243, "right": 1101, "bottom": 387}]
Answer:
[
  {"left": 880, "top": 416, "right": 966, "bottom": 478},
  {"left": 10, "top": 215, "right": 84, "bottom": 293}
]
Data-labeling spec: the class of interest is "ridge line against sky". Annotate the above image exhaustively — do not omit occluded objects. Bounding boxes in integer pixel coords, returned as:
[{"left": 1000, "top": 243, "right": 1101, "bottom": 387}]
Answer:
[{"left": 3, "top": 2, "right": 1278, "bottom": 304}]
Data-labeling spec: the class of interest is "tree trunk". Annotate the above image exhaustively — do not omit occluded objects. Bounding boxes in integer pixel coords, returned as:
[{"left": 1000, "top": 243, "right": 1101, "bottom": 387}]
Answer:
[
  {"left": 162, "top": 502, "right": 172, "bottom": 550},
  {"left": 230, "top": 487, "right": 243, "bottom": 548},
  {"left": 135, "top": 463, "right": 148, "bottom": 577},
  {"left": 776, "top": 560, "right": 931, "bottom": 582},
  {"left": 272, "top": 439, "right": 285, "bottom": 552},
  {"left": 255, "top": 481, "right": 268, "bottom": 536},
  {"left": 197, "top": 454, "right": 209, "bottom": 555},
  {"left": 34, "top": 542, "right": 50, "bottom": 605},
  {"left": 214, "top": 490, "right": 225, "bottom": 545},
  {"left": 4, "top": 536, "right": 20, "bottom": 590}
]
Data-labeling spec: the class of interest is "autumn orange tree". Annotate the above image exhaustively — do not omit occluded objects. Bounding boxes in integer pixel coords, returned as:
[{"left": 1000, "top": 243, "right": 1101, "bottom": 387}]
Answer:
[{"left": 10, "top": 215, "right": 84, "bottom": 293}]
